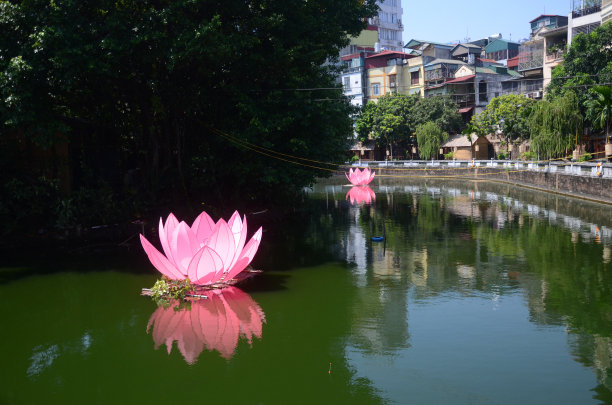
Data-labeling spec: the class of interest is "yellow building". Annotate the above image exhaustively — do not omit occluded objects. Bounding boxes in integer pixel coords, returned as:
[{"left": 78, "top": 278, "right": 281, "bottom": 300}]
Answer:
[{"left": 365, "top": 51, "right": 414, "bottom": 101}]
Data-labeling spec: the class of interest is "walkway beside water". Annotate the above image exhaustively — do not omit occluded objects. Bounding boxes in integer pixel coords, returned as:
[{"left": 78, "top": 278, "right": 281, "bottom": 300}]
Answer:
[{"left": 345, "top": 160, "right": 612, "bottom": 205}]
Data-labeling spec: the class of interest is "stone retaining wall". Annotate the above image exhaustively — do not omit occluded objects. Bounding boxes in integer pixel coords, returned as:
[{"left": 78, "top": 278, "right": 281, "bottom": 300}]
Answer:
[{"left": 367, "top": 166, "right": 612, "bottom": 204}]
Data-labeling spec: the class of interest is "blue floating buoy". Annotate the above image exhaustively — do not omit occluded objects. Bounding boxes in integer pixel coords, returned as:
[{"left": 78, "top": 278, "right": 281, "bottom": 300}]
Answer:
[{"left": 371, "top": 236, "right": 384, "bottom": 242}]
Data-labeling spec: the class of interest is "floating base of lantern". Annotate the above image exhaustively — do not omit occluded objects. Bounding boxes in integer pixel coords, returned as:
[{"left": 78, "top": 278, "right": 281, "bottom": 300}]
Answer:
[
  {"left": 142, "top": 268, "right": 262, "bottom": 300},
  {"left": 371, "top": 236, "right": 384, "bottom": 242}
]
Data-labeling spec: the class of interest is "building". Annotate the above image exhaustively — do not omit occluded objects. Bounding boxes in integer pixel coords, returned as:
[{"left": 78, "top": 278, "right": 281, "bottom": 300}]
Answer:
[
  {"left": 339, "top": 25, "right": 379, "bottom": 107},
  {"left": 402, "top": 39, "right": 455, "bottom": 97},
  {"left": 485, "top": 38, "right": 520, "bottom": 65},
  {"left": 517, "top": 15, "right": 568, "bottom": 99},
  {"left": 365, "top": 51, "right": 414, "bottom": 101},
  {"left": 603, "top": 0, "right": 612, "bottom": 24},
  {"left": 450, "top": 43, "right": 483, "bottom": 63},
  {"left": 540, "top": 25, "right": 568, "bottom": 89},
  {"left": 370, "top": 0, "right": 403, "bottom": 51},
  {"left": 568, "top": 0, "right": 602, "bottom": 46},
  {"left": 341, "top": 49, "right": 377, "bottom": 107},
  {"left": 442, "top": 134, "right": 492, "bottom": 160}
]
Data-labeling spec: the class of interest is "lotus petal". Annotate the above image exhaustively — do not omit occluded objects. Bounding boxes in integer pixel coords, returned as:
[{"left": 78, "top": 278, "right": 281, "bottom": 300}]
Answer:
[
  {"left": 140, "top": 234, "right": 184, "bottom": 280},
  {"left": 191, "top": 211, "right": 216, "bottom": 245},
  {"left": 225, "top": 227, "right": 262, "bottom": 280},
  {"left": 206, "top": 219, "right": 236, "bottom": 275},
  {"left": 187, "top": 246, "right": 224, "bottom": 284},
  {"left": 171, "top": 221, "right": 200, "bottom": 273}
]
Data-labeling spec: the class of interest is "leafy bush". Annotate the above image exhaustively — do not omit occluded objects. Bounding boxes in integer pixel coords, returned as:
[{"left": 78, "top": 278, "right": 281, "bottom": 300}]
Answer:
[
  {"left": 497, "top": 150, "right": 509, "bottom": 160},
  {"left": 521, "top": 151, "right": 537, "bottom": 161},
  {"left": 578, "top": 152, "right": 593, "bottom": 162},
  {"left": 443, "top": 151, "right": 454, "bottom": 160}
]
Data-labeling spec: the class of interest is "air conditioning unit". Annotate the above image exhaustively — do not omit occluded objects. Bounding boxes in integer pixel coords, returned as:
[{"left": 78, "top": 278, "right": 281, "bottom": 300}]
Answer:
[{"left": 534, "top": 91, "right": 542, "bottom": 98}]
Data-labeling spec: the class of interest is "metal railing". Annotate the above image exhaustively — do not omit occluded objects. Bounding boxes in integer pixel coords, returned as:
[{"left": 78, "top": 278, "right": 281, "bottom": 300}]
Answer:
[{"left": 348, "top": 159, "right": 612, "bottom": 178}]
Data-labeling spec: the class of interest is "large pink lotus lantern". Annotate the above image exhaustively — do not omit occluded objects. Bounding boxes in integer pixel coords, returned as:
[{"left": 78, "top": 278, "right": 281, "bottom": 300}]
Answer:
[
  {"left": 346, "top": 185, "right": 376, "bottom": 205},
  {"left": 140, "top": 211, "right": 262, "bottom": 286},
  {"left": 147, "top": 287, "right": 265, "bottom": 362},
  {"left": 346, "top": 167, "right": 375, "bottom": 186}
]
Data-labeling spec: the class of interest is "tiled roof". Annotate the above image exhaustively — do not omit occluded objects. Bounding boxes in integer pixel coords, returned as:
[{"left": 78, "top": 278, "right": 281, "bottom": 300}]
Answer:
[
  {"left": 365, "top": 50, "right": 413, "bottom": 59},
  {"left": 445, "top": 74, "right": 475, "bottom": 84},
  {"left": 443, "top": 135, "right": 477, "bottom": 148},
  {"left": 529, "top": 14, "right": 565, "bottom": 23}
]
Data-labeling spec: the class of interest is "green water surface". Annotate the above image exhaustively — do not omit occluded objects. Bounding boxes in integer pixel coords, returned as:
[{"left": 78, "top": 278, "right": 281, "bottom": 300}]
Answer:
[{"left": 1, "top": 178, "right": 611, "bottom": 404}]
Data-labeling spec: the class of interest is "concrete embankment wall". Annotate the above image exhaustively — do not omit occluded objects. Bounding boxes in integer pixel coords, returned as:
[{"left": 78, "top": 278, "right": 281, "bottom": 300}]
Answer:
[{"left": 354, "top": 166, "right": 612, "bottom": 205}]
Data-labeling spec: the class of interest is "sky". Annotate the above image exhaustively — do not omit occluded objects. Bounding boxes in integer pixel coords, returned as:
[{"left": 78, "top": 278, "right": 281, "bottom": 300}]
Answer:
[{"left": 399, "top": 0, "right": 573, "bottom": 44}]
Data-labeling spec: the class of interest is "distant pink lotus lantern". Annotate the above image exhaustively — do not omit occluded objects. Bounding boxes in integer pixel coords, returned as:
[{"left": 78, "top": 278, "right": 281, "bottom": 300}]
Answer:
[
  {"left": 140, "top": 211, "right": 262, "bottom": 286},
  {"left": 346, "top": 167, "right": 375, "bottom": 186},
  {"left": 346, "top": 185, "right": 376, "bottom": 205}
]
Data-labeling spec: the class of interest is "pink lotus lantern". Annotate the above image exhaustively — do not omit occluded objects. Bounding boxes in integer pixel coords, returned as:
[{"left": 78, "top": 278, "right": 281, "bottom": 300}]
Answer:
[
  {"left": 345, "top": 167, "right": 375, "bottom": 186},
  {"left": 140, "top": 211, "right": 262, "bottom": 286},
  {"left": 346, "top": 186, "right": 376, "bottom": 205},
  {"left": 147, "top": 287, "right": 265, "bottom": 362}
]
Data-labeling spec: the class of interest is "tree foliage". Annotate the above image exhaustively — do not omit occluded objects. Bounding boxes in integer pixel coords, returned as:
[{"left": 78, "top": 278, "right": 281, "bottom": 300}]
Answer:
[
  {"left": 415, "top": 121, "right": 447, "bottom": 160},
  {"left": 586, "top": 86, "right": 612, "bottom": 144},
  {"left": 0, "top": 0, "right": 379, "bottom": 238},
  {"left": 355, "top": 94, "right": 461, "bottom": 157},
  {"left": 470, "top": 94, "right": 535, "bottom": 157},
  {"left": 355, "top": 93, "right": 419, "bottom": 157},
  {"left": 528, "top": 91, "right": 583, "bottom": 159},
  {"left": 548, "top": 22, "right": 612, "bottom": 117}
]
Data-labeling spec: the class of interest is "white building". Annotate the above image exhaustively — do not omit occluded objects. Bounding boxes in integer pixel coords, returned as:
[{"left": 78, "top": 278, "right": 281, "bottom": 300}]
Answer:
[
  {"left": 371, "top": 0, "right": 403, "bottom": 51},
  {"left": 568, "top": 0, "right": 603, "bottom": 46}
]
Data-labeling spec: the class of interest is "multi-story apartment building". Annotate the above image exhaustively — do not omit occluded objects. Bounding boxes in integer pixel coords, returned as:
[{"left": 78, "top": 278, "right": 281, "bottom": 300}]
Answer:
[
  {"left": 485, "top": 38, "right": 520, "bottom": 65},
  {"left": 568, "top": 0, "right": 602, "bottom": 46},
  {"left": 603, "top": 0, "right": 612, "bottom": 24},
  {"left": 365, "top": 51, "right": 414, "bottom": 101},
  {"left": 516, "top": 15, "right": 569, "bottom": 99},
  {"left": 339, "top": 25, "right": 379, "bottom": 107},
  {"left": 370, "top": 0, "right": 403, "bottom": 51},
  {"left": 540, "top": 25, "right": 568, "bottom": 89},
  {"left": 403, "top": 39, "right": 454, "bottom": 97}
]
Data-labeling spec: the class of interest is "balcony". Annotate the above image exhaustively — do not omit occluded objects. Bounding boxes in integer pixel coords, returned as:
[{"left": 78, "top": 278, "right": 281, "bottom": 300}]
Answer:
[
  {"left": 518, "top": 58, "right": 543, "bottom": 71},
  {"left": 451, "top": 94, "right": 476, "bottom": 107},
  {"left": 572, "top": 4, "right": 601, "bottom": 18},
  {"left": 545, "top": 50, "right": 565, "bottom": 62}
]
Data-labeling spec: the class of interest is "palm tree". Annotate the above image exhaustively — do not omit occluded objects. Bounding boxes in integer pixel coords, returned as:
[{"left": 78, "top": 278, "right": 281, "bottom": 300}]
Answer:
[{"left": 588, "top": 86, "right": 612, "bottom": 145}]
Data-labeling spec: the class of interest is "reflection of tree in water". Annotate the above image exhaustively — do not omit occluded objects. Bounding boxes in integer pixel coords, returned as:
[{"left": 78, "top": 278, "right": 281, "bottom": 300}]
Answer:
[{"left": 307, "top": 179, "right": 612, "bottom": 394}]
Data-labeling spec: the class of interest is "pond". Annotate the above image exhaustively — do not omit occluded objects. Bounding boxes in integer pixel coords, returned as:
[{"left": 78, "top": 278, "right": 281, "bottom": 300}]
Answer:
[{"left": 1, "top": 177, "right": 611, "bottom": 404}]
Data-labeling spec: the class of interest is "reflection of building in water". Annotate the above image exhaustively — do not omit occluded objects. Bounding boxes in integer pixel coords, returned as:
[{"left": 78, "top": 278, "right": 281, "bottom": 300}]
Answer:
[
  {"left": 343, "top": 203, "right": 411, "bottom": 354},
  {"left": 568, "top": 333, "right": 612, "bottom": 391},
  {"left": 344, "top": 205, "right": 369, "bottom": 283}
]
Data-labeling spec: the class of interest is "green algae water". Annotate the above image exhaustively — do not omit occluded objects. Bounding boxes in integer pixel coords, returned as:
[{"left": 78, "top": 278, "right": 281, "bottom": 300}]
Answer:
[{"left": 1, "top": 178, "right": 612, "bottom": 405}]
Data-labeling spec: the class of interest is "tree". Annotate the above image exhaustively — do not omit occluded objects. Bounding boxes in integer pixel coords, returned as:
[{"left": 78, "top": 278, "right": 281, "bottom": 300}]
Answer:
[
  {"left": 409, "top": 96, "right": 463, "bottom": 135},
  {"left": 355, "top": 94, "right": 419, "bottom": 158},
  {"left": 470, "top": 94, "right": 535, "bottom": 158},
  {"left": 415, "top": 121, "right": 448, "bottom": 160},
  {"left": 0, "top": 0, "right": 380, "bottom": 236},
  {"left": 587, "top": 86, "right": 612, "bottom": 145},
  {"left": 355, "top": 94, "right": 461, "bottom": 159},
  {"left": 548, "top": 22, "right": 612, "bottom": 116},
  {"left": 528, "top": 91, "right": 583, "bottom": 159}
]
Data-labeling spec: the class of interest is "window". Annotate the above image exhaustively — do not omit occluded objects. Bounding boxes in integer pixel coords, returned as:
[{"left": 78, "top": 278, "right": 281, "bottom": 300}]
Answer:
[
  {"left": 411, "top": 70, "right": 420, "bottom": 85},
  {"left": 343, "top": 77, "right": 350, "bottom": 90},
  {"left": 479, "top": 81, "right": 488, "bottom": 102},
  {"left": 372, "top": 84, "right": 380, "bottom": 96}
]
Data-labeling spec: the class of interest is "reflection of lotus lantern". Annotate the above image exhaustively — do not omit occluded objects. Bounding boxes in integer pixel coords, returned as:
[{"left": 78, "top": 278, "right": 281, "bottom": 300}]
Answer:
[
  {"left": 345, "top": 167, "right": 375, "bottom": 186},
  {"left": 147, "top": 287, "right": 265, "bottom": 362},
  {"left": 346, "top": 186, "right": 376, "bottom": 205},
  {"left": 140, "top": 211, "right": 262, "bottom": 285}
]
